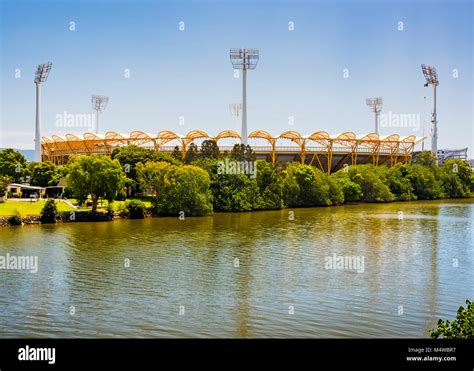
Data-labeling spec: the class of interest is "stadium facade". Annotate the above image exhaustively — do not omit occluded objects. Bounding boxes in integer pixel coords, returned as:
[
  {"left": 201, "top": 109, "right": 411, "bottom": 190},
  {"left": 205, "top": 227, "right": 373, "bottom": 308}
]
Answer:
[{"left": 41, "top": 130, "right": 425, "bottom": 174}]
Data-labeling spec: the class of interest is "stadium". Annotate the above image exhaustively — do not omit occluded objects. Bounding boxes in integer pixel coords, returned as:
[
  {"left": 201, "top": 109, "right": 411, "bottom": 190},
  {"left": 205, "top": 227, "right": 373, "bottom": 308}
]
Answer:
[{"left": 41, "top": 130, "right": 424, "bottom": 174}]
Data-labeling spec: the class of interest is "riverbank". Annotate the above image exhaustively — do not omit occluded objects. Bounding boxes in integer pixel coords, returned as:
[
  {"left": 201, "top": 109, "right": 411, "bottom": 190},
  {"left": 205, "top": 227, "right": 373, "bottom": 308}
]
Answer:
[{"left": 1, "top": 197, "right": 472, "bottom": 227}]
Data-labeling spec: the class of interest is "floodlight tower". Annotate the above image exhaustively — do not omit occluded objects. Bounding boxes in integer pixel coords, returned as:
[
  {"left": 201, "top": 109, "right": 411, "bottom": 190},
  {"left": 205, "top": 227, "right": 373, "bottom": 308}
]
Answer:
[
  {"left": 91, "top": 95, "right": 109, "bottom": 134},
  {"left": 230, "top": 48, "right": 259, "bottom": 145},
  {"left": 34, "top": 62, "right": 52, "bottom": 162},
  {"left": 229, "top": 103, "right": 242, "bottom": 141},
  {"left": 366, "top": 97, "right": 383, "bottom": 134},
  {"left": 421, "top": 64, "right": 439, "bottom": 155}
]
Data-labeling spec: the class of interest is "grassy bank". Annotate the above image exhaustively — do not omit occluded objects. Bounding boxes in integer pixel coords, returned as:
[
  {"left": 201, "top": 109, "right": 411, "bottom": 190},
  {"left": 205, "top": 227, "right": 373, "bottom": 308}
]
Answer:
[
  {"left": 0, "top": 200, "right": 75, "bottom": 216},
  {"left": 0, "top": 198, "right": 153, "bottom": 216}
]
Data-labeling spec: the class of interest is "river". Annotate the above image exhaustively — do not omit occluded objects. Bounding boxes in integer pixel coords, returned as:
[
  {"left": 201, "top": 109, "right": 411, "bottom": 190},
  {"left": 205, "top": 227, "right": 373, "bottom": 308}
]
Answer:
[{"left": 0, "top": 199, "right": 472, "bottom": 338}]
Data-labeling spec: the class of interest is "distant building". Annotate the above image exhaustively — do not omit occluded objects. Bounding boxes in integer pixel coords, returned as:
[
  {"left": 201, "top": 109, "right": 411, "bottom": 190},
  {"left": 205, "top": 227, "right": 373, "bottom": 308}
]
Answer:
[
  {"left": 7, "top": 183, "right": 45, "bottom": 199},
  {"left": 436, "top": 148, "right": 468, "bottom": 166}
]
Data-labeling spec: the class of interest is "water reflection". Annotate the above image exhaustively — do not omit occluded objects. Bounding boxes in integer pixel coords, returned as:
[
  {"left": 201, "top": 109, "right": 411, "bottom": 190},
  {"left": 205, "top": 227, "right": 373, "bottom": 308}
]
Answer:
[{"left": 0, "top": 199, "right": 472, "bottom": 338}]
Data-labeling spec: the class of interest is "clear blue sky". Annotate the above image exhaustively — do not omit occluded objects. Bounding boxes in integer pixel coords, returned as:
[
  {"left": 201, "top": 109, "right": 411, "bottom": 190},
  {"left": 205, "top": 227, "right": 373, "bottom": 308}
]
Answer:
[{"left": 0, "top": 0, "right": 472, "bottom": 153}]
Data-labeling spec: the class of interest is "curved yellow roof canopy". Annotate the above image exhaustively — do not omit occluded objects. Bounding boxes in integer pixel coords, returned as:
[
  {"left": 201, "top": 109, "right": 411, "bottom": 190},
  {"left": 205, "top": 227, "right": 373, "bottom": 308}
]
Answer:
[{"left": 42, "top": 130, "right": 425, "bottom": 146}]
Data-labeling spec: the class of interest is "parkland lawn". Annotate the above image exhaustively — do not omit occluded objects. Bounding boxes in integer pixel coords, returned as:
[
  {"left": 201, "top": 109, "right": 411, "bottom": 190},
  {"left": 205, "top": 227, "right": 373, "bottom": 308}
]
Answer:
[{"left": 0, "top": 199, "right": 153, "bottom": 216}]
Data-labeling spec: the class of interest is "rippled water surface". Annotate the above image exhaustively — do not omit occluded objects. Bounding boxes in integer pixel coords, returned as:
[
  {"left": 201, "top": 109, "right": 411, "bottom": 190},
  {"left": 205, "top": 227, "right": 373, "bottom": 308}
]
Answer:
[{"left": 1, "top": 199, "right": 473, "bottom": 338}]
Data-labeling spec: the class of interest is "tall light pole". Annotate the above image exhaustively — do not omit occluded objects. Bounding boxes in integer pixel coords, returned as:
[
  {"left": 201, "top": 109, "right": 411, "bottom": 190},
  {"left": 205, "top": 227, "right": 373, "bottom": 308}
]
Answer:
[
  {"left": 34, "top": 62, "right": 52, "bottom": 162},
  {"left": 421, "top": 64, "right": 439, "bottom": 155},
  {"left": 366, "top": 97, "right": 383, "bottom": 134},
  {"left": 230, "top": 48, "right": 259, "bottom": 145},
  {"left": 91, "top": 95, "right": 109, "bottom": 134},
  {"left": 229, "top": 103, "right": 242, "bottom": 141}
]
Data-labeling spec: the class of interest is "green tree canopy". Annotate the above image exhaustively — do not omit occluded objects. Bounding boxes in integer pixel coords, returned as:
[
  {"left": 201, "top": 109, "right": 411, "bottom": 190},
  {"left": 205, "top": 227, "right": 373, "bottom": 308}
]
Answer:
[
  {"left": 430, "top": 300, "right": 473, "bottom": 339},
  {"left": 111, "top": 145, "right": 179, "bottom": 195},
  {"left": 0, "top": 175, "right": 10, "bottom": 198},
  {"left": 28, "top": 161, "right": 61, "bottom": 187},
  {"left": 137, "top": 161, "right": 212, "bottom": 216},
  {"left": 439, "top": 159, "right": 471, "bottom": 198},
  {"left": 66, "top": 155, "right": 126, "bottom": 211},
  {"left": 406, "top": 164, "right": 442, "bottom": 200},
  {"left": 231, "top": 144, "right": 256, "bottom": 162},
  {"left": 282, "top": 163, "right": 335, "bottom": 207},
  {"left": 344, "top": 165, "right": 394, "bottom": 202},
  {"left": 200, "top": 140, "right": 220, "bottom": 159},
  {"left": 413, "top": 150, "right": 438, "bottom": 168},
  {"left": 185, "top": 143, "right": 199, "bottom": 164},
  {"left": 333, "top": 171, "right": 363, "bottom": 202},
  {"left": 0, "top": 148, "right": 28, "bottom": 182}
]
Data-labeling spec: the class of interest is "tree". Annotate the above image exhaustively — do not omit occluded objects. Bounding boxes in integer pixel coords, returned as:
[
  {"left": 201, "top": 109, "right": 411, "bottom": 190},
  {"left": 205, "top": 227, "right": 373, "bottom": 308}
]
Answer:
[
  {"left": 254, "top": 160, "right": 283, "bottom": 210},
  {"left": 136, "top": 161, "right": 172, "bottom": 195},
  {"left": 344, "top": 165, "right": 394, "bottom": 202},
  {"left": 406, "top": 164, "right": 442, "bottom": 200},
  {"left": 0, "top": 175, "right": 10, "bottom": 198},
  {"left": 185, "top": 143, "right": 199, "bottom": 163},
  {"left": 137, "top": 161, "right": 212, "bottom": 216},
  {"left": 333, "top": 173, "right": 363, "bottom": 202},
  {"left": 430, "top": 300, "right": 473, "bottom": 339},
  {"left": 191, "top": 157, "right": 258, "bottom": 211},
  {"left": 439, "top": 159, "right": 471, "bottom": 198},
  {"left": 125, "top": 199, "right": 146, "bottom": 219},
  {"left": 111, "top": 145, "right": 179, "bottom": 195},
  {"left": 40, "top": 199, "right": 58, "bottom": 223},
  {"left": 28, "top": 161, "right": 60, "bottom": 187},
  {"left": 66, "top": 155, "right": 126, "bottom": 212},
  {"left": 282, "top": 163, "right": 334, "bottom": 207},
  {"left": 231, "top": 144, "right": 256, "bottom": 162},
  {"left": 387, "top": 164, "right": 416, "bottom": 201},
  {"left": 200, "top": 140, "right": 220, "bottom": 159},
  {"left": 172, "top": 146, "right": 183, "bottom": 161},
  {"left": 0, "top": 148, "right": 28, "bottom": 182},
  {"left": 413, "top": 151, "right": 438, "bottom": 168}
]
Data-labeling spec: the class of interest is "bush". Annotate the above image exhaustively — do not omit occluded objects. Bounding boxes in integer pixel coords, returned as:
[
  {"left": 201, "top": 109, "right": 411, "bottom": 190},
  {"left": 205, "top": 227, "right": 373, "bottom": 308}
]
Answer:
[
  {"left": 192, "top": 158, "right": 259, "bottom": 212},
  {"left": 439, "top": 160, "right": 471, "bottom": 198},
  {"left": 254, "top": 160, "right": 283, "bottom": 210},
  {"left": 137, "top": 162, "right": 213, "bottom": 216},
  {"left": 387, "top": 164, "right": 416, "bottom": 201},
  {"left": 430, "top": 300, "right": 473, "bottom": 339},
  {"left": 40, "top": 199, "right": 58, "bottom": 223},
  {"left": 343, "top": 165, "right": 394, "bottom": 202},
  {"left": 8, "top": 210, "right": 22, "bottom": 225},
  {"left": 406, "top": 164, "right": 442, "bottom": 200},
  {"left": 282, "top": 163, "right": 333, "bottom": 207},
  {"left": 334, "top": 174, "right": 363, "bottom": 202},
  {"left": 125, "top": 199, "right": 146, "bottom": 219}
]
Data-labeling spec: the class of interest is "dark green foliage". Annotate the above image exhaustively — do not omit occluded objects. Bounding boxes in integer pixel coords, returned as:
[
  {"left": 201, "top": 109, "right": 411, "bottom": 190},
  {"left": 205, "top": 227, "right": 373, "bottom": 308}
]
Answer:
[
  {"left": 282, "top": 163, "right": 335, "bottom": 207},
  {"left": 28, "top": 161, "right": 61, "bottom": 187},
  {"left": 413, "top": 150, "right": 438, "bottom": 168},
  {"left": 231, "top": 144, "right": 256, "bottom": 162},
  {"left": 111, "top": 145, "right": 179, "bottom": 195},
  {"left": 200, "top": 140, "right": 220, "bottom": 159},
  {"left": 333, "top": 173, "right": 363, "bottom": 202},
  {"left": 125, "top": 199, "right": 146, "bottom": 219},
  {"left": 439, "top": 159, "right": 471, "bottom": 198},
  {"left": 185, "top": 143, "right": 199, "bottom": 164},
  {"left": 406, "top": 164, "right": 442, "bottom": 200},
  {"left": 66, "top": 155, "right": 127, "bottom": 212},
  {"left": 40, "top": 199, "right": 58, "bottom": 223},
  {"left": 0, "top": 175, "right": 10, "bottom": 198},
  {"left": 387, "top": 164, "right": 416, "bottom": 201},
  {"left": 8, "top": 210, "right": 22, "bottom": 225},
  {"left": 343, "top": 165, "right": 394, "bottom": 202},
  {"left": 0, "top": 148, "right": 28, "bottom": 182},
  {"left": 137, "top": 161, "right": 213, "bottom": 216},
  {"left": 254, "top": 160, "right": 283, "bottom": 210},
  {"left": 430, "top": 300, "right": 473, "bottom": 339}
]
